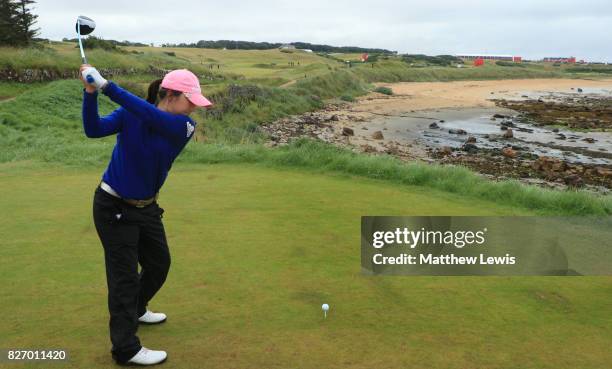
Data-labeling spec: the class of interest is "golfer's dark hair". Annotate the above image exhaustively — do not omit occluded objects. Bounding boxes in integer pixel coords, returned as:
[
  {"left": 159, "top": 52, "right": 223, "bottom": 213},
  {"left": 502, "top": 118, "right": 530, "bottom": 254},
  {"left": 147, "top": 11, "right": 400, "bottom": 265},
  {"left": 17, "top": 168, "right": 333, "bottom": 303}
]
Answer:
[{"left": 146, "top": 78, "right": 181, "bottom": 105}]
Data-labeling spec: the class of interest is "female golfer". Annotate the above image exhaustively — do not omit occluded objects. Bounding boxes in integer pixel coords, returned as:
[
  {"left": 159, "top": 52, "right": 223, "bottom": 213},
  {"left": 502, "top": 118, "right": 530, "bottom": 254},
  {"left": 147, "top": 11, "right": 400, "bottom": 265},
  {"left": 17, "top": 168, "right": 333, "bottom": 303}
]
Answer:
[{"left": 80, "top": 64, "right": 212, "bottom": 365}]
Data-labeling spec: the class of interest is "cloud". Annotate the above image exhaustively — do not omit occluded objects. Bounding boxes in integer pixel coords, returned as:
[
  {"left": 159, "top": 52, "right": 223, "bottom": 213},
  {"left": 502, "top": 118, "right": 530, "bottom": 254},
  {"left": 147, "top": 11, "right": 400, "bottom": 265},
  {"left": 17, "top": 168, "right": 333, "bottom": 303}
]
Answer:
[{"left": 35, "top": 0, "right": 612, "bottom": 61}]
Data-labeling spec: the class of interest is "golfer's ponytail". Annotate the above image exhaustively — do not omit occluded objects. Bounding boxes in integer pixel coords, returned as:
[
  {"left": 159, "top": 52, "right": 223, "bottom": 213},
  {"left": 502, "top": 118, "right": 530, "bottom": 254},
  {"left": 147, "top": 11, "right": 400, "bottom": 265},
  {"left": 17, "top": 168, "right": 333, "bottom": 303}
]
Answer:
[
  {"left": 146, "top": 78, "right": 163, "bottom": 105},
  {"left": 146, "top": 78, "right": 182, "bottom": 106}
]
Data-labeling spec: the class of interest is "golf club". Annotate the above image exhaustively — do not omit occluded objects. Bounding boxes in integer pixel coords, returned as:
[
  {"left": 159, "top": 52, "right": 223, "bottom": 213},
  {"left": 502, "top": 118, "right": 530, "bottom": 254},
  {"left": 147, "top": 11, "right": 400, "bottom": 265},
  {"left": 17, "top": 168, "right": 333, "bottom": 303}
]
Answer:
[{"left": 76, "top": 15, "right": 96, "bottom": 83}]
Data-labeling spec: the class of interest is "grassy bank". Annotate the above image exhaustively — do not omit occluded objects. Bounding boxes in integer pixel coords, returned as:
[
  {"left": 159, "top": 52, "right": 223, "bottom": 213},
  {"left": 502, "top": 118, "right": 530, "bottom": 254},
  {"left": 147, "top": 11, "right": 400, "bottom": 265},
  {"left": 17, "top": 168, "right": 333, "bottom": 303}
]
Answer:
[
  {"left": 0, "top": 42, "right": 340, "bottom": 88},
  {"left": 176, "top": 139, "right": 612, "bottom": 216},
  {"left": 198, "top": 70, "right": 369, "bottom": 142},
  {"left": 352, "top": 59, "right": 568, "bottom": 83},
  {"left": 0, "top": 68, "right": 371, "bottom": 150},
  {"left": 0, "top": 42, "right": 216, "bottom": 76}
]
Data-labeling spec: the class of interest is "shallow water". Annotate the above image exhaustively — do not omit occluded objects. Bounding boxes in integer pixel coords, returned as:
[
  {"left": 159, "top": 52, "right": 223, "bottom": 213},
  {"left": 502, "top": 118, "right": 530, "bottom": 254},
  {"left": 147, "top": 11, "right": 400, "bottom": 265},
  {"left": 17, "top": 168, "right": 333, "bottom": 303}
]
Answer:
[
  {"left": 500, "top": 87, "right": 612, "bottom": 101},
  {"left": 364, "top": 106, "right": 612, "bottom": 166}
]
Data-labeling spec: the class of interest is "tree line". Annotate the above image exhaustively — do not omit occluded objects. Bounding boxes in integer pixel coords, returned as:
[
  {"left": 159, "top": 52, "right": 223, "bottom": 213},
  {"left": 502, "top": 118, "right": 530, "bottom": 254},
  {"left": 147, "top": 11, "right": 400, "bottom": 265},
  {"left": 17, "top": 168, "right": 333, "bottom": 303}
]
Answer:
[
  {"left": 62, "top": 37, "right": 150, "bottom": 48},
  {"left": 163, "top": 40, "right": 394, "bottom": 54},
  {"left": 0, "top": 0, "right": 39, "bottom": 46}
]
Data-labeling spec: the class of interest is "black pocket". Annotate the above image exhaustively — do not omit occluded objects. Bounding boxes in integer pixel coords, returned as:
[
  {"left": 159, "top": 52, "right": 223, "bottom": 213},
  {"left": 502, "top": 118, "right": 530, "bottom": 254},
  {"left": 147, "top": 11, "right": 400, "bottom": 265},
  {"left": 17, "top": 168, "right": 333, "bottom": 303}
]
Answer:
[{"left": 94, "top": 190, "right": 124, "bottom": 224}]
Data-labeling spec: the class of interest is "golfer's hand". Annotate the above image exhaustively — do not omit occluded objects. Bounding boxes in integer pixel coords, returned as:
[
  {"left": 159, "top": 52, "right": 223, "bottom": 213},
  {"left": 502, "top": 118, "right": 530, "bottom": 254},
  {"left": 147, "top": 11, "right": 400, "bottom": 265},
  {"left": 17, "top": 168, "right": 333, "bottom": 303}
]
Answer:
[
  {"left": 79, "top": 64, "right": 97, "bottom": 93},
  {"left": 80, "top": 64, "right": 108, "bottom": 91}
]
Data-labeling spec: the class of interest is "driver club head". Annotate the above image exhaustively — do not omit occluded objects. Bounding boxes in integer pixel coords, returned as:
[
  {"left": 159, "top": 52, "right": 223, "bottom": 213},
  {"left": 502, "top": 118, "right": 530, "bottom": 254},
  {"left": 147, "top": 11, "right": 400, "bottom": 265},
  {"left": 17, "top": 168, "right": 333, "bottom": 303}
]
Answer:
[{"left": 76, "top": 15, "right": 95, "bottom": 35}]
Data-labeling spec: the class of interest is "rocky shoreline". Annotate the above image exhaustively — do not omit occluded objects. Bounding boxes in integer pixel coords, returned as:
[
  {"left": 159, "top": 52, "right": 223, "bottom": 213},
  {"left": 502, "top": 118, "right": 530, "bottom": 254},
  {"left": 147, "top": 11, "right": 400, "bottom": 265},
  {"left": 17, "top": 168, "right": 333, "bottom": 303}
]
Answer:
[
  {"left": 432, "top": 144, "right": 612, "bottom": 191},
  {"left": 258, "top": 97, "right": 612, "bottom": 194},
  {"left": 493, "top": 92, "right": 612, "bottom": 130}
]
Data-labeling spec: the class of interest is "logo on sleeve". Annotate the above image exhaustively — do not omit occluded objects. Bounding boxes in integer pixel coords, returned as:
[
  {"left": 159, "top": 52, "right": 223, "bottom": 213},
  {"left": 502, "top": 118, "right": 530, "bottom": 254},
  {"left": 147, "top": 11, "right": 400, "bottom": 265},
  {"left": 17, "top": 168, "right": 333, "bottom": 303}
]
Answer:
[{"left": 186, "top": 121, "right": 195, "bottom": 138}]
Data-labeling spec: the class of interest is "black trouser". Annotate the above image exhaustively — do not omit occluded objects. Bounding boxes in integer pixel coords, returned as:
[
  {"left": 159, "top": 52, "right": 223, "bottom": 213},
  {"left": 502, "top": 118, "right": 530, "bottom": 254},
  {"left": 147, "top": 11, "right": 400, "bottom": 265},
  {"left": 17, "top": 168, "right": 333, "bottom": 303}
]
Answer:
[{"left": 92, "top": 184, "right": 170, "bottom": 364}]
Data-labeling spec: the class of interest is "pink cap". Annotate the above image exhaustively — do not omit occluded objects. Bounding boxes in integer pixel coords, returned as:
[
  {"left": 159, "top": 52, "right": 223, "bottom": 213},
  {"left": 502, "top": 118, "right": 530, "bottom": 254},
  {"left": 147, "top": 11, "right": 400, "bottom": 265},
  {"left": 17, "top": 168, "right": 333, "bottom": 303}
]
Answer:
[{"left": 160, "top": 69, "right": 213, "bottom": 108}]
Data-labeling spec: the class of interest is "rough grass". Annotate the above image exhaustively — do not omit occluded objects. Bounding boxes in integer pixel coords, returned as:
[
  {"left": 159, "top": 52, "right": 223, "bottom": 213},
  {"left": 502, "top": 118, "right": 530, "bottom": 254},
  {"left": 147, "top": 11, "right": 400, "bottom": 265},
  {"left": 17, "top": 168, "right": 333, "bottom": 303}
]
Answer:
[
  {"left": 0, "top": 42, "right": 341, "bottom": 88},
  {"left": 0, "top": 71, "right": 368, "bottom": 149},
  {"left": 0, "top": 81, "right": 49, "bottom": 100},
  {"left": 0, "top": 43, "right": 213, "bottom": 75},
  {"left": 178, "top": 139, "right": 612, "bottom": 216},
  {"left": 374, "top": 86, "right": 393, "bottom": 95},
  {"left": 352, "top": 60, "right": 568, "bottom": 83}
]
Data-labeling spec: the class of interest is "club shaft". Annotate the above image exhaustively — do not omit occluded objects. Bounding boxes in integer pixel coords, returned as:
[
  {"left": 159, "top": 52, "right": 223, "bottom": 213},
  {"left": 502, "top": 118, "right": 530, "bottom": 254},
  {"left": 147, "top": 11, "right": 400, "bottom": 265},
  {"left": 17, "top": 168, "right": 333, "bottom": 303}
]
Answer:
[{"left": 77, "top": 20, "right": 87, "bottom": 64}]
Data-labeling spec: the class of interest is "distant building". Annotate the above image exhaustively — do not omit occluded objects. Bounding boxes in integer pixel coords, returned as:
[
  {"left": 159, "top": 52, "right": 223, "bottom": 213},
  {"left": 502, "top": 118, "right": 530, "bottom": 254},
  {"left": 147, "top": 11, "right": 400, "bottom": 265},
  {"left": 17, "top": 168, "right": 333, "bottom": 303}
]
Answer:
[
  {"left": 301, "top": 49, "right": 313, "bottom": 53},
  {"left": 279, "top": 44, "right": 296, "bottom": 50},
  {"left": 456, "top": 54, "right": 522, "bottom": 62},
  {"left": 542, "top": 57, "right": 576, "bottom": 63}
]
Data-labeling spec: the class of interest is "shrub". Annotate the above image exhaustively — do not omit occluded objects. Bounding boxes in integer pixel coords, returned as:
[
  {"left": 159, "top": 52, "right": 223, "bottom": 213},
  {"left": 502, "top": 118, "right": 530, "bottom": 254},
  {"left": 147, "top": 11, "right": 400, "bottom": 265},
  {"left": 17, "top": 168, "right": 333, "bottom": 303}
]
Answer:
[
  {"left": 80, "top": 36, "right": 121, "bottom": 52},
  {"left": 565, "top": 66, "right": 612, "bottom": 74},
  {"left": 117, "top": 80, "right": 145, "bottom": 97},
  {"left": 374, "top": 86, "right": 393, "bottom": 95},
  {"left": 496, "top": 60, "right": 525, "bottom": 68},
  {"left": 401, "top": 54, "right": 462, "bottom": 66}
]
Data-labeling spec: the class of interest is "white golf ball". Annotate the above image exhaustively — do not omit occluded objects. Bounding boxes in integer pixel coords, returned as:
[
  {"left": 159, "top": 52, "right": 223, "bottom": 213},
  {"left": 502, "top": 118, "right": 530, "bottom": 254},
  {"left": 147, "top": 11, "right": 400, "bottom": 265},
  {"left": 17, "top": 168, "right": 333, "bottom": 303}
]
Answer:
[{"left": 322, "top": 303, "right": 329, "bottom": 311}]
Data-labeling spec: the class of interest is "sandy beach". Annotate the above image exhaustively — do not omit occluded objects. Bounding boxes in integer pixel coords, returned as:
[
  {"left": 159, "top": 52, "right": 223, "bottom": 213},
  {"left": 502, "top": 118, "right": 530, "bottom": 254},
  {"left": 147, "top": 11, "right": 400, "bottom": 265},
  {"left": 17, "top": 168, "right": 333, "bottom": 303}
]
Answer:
[{"left": 357, "top": 78, "right": 612, "bottom": 113}]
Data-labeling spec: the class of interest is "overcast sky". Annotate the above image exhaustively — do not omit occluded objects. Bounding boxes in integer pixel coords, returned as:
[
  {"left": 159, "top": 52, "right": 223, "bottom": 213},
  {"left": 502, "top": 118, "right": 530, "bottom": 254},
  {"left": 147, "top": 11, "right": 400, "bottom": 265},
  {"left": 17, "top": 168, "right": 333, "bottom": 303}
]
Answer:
[{"left": 35, "top": 0, "right": 611, "bottom": 62}]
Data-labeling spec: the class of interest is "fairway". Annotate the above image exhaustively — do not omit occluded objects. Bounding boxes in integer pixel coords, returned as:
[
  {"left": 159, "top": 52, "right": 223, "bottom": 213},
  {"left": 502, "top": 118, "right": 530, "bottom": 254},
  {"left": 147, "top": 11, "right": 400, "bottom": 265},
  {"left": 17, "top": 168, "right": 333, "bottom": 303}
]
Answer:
[{"left": 1, "top": 161, "right": 610, "bottom": 369}]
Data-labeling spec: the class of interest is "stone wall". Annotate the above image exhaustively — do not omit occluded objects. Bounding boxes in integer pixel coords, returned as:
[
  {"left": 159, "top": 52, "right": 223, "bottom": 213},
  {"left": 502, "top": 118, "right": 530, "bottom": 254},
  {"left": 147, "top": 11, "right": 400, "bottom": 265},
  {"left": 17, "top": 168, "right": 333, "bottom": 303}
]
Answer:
[{"left": 0, "top": 65, "right": 170, "bottom": 83}]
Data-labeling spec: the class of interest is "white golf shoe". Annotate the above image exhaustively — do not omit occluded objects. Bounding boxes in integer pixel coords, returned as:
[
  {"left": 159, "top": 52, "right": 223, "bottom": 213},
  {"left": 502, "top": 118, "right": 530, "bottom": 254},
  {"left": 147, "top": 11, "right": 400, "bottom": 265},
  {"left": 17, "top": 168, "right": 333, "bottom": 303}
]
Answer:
[
  {"left": 138, "top": 310, "right": 167, "bottom": 324},
  {"left": 126, "top": 347, "right": 167, "bottom": 365}
]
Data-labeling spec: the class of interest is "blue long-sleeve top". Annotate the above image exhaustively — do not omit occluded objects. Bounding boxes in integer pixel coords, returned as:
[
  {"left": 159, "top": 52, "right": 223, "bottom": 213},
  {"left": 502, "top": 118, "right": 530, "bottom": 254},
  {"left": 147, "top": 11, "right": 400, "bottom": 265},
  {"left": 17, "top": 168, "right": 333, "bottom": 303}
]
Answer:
[{"left": 82, "top": 81, "right": 197, "bottom": 200}]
